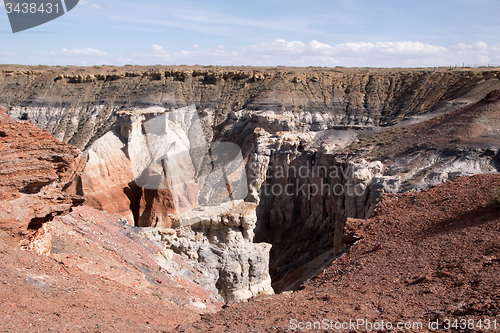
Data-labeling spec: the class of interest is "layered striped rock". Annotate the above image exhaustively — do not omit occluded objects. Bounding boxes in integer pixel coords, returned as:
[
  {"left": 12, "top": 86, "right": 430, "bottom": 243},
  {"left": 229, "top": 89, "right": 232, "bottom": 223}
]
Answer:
[{"left": 0, "top": 106, "right": 83, "bottom": 236}]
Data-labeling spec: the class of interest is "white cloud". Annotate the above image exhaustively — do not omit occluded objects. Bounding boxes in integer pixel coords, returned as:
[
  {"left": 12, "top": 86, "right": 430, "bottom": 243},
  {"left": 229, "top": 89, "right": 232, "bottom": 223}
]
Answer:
[
  {"left": 151, "top": 44, "right": 165, "bottom": 52},
  {"left": 372, "top": 42, "right": 446, "bottom": 55},
  {"left": 129, "top": 44, "right": 171, "bottom": 63},
  {"left": 300, "top": 41, "right": 446, "bottom": 57},
  {"left": 213, "top": 39, "right": 451, "bottom": 66},
  {"left": 51, "top": 48, "right": 107, "bottom": 56},
  {"left": 247, "top": 39, "right": 306, "bottom": 54},
  {"left": 79, "top": 0, "right": 102, "bottom": 10},
  {"left": 17, "top": 40, "right": 499, "bottom": 68},
  {"left": 452, "top": 41, "right": 490, "bottom": 52},
  {"left": 228, "top": 39, "right": 499, "bottom": 67},
  {"left": 333, "top": 42, "right": 374, "bottom": 53},
  {"left": 310, "top": 40, "right": 333, "bottom": 51},
  {"left": 473, "top": 41, "right": 488, "bottom": 50}
]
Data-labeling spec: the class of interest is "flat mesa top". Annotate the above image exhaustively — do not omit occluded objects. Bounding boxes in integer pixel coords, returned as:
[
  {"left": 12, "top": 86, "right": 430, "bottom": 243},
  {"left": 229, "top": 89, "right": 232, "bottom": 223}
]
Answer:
[{"left": 1, "top": 64, "right": 499, "bottom": 77}]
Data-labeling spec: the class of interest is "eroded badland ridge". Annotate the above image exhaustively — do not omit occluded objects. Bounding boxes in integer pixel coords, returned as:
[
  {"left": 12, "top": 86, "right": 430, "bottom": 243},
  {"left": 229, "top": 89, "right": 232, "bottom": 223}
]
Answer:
[
  {"left": 0, "top": 65, "right": 499, "bottom": 332},
  {"left": 1, "top": 65, "right": 499, "bottom": 150},
  {"left": 179, "top": 173, "right": 500, "bottom": 333}
]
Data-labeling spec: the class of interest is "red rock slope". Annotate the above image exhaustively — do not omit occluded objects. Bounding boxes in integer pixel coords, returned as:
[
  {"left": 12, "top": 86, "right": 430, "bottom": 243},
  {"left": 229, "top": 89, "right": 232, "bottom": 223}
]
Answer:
[
  {"left": 0, "top": 106, "right": 224, "bottom": 332},
  {"left": 179, "top": 174, "right": 500, "bottom": 332},
  {"left": 0, "top": 205, "right": 223, "bottom": 332},
  {"left": 0, "top": 106, "right": 84, "bottom": 236}
]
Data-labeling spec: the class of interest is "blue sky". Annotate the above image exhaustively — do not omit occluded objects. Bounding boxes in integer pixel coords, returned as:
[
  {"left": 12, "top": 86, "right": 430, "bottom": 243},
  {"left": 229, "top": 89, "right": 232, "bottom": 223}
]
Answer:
[{"left": 1, "top": 0, "right": 500, "bottom": 67}]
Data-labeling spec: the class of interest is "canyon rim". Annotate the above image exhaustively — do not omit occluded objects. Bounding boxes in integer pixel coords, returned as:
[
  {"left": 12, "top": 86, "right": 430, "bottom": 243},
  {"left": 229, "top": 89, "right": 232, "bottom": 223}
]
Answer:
[{"left": 0, "top": 65, "right": 499, "bottom": 332}]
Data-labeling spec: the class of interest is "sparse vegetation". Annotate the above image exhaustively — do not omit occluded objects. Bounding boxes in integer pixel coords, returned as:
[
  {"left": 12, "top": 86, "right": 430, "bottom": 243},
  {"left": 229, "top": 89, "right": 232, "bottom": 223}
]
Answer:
[
  {"left": 151, "top": 289, "right": 163, "bottom": 300},
  {"left": 491, "top": 187, "right": 500, "bottom": 208}
]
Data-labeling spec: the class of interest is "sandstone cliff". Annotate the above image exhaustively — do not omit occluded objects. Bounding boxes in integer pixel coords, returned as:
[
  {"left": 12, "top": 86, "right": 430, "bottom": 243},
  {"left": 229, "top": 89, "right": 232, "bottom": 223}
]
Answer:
[
  {"left": 242, "top": 91, "right": 500, "bottom": 291},
  {"left": 2, "top": 65, "right": 500, "bottom": 296},
  {"left": 143, "top": 201, "right": 273, "bottom": 302},
  {"left": 0, "top": 109, "right": 224, "bottom": 331},
  {"left": 0, "top": 106, "right": 83, "bottom": 236},
  {"left": 1, "top": 65, "right": 499, "bottom": 150},
  {"left": 72, "top": 105, "right": 273, "bottom": 302}
]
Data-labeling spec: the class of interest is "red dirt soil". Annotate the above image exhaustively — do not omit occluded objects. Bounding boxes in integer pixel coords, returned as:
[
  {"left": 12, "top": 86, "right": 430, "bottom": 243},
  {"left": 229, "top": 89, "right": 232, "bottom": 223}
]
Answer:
[
  {"left": 0, "top": 105, "right": 84, "bottom": 236},
  {"left": 2, "top": 98, "right": 500, "bottom": 332},
  {"left": 0, "top": 205, "right": 223, "bottom": 333},
  {"left": 350, "top": 89, "right": 500, "bottom": 161},
  {"left": 0, "top": 106, "right": 223, "bottom": 332},
  {"left": 178, "top": 174, "right": 500, "bottom": 332}
]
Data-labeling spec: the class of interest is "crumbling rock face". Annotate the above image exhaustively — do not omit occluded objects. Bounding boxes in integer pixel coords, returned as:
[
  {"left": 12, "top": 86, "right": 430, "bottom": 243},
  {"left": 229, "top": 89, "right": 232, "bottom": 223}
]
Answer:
[
  {"left": 230, "top": 109, "right": 375, "bottom": 133},
  {"left": 75, "top": 106, "right": 273, "bottom": 302},
  {"left": 0, "top": 106, "right": 83, "bottom": 235},
  {"left": 4, "top": 65, "right": 500, "bottom": 297},
  {"left": 143, "top": 201, "right": 273, "bottom": 302},
  {"left": 243, "top": 127, "right": 386, "bottom": 291},
  {"left": 76, "top": 106, "right": 223, "bottom": 228},
  {"left": 2, "top": 66, "right": 500, "bottom": 150},
  {"left": 240, "top": 92, "right": 500, "bottom": 292}
]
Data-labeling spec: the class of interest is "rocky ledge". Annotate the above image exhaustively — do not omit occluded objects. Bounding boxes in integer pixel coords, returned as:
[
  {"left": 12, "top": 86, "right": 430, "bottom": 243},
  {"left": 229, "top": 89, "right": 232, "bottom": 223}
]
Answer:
[
  {"left": 0, "top": 106, "right": 84, "bottom": 236},
  {"left": 143, "top": 201, "right": 274, "bottom": 302}
]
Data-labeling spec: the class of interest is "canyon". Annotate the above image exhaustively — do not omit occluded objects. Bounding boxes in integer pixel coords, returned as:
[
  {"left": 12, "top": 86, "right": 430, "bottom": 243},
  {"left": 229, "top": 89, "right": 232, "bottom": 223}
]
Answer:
[
  {"left": 2, "top": 65, "right": 499, "bottom": 151},
  {"left": 1, "top": 65, "right": 499, "bottom": 331}
]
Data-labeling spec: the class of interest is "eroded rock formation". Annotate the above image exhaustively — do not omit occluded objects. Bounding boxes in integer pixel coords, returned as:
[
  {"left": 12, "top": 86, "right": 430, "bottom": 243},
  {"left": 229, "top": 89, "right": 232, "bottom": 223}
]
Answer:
[
  {"left": 73, "top": 105, "right": 273, "bottom": 302},
  {"left": 30, "top": 91, "right": 500, "bottom": 295},
  {"left": 143, "top": 201, "right": 273, "bottom": 302},
  {"left": 0, "top": 106, "right": 83, "bottom": 236},
  {"left": 2, "top": 66, "right": 500, "bottom": 150},
  {"left": 3, "top": 65, "right": 500, "bottom": 297}
]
